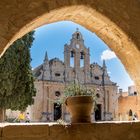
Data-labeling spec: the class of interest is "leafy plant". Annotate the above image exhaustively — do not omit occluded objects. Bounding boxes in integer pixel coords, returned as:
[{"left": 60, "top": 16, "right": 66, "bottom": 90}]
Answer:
[
  {"left": 64, "top": 82, "right": 95, "bottom": 97},
  {"left": 60, "top": 80, "right": 97, "bottom": 107}
]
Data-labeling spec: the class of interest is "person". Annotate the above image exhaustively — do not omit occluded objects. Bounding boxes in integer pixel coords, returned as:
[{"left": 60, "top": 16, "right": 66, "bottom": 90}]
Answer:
[
  {"left": 128, "top": 109, "right": 133, "bottom": 121},
  {"left": 18, "top": 111, "right": 25, "bottom": 122},
  {"left": 133, "top": 113, "right": 138, "bottom": 121},
  {"left": 25, "top": 112, "right": 30, "bottom": 123}
]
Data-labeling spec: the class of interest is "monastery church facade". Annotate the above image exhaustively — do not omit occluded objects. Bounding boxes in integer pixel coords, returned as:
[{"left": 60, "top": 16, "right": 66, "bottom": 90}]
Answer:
[{"left": 30, "top": 29, "right": 118, "bottom": 122}]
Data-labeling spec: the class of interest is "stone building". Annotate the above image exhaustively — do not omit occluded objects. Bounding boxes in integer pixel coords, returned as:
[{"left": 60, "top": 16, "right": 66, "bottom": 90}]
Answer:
[
  {"left": 31, "top": 29, "right": 118, "bottom": 122},
  {"left": 118, "top": 85, "right": 140, "bottom": 121}
]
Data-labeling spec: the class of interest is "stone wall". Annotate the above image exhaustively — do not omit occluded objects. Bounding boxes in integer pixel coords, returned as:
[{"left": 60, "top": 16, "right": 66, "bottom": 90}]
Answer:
[
  {"left": 0, "top": 122, "right": 140, "bottom": 140},
  {"left": 118, "top": 96, "right": 140, "bottom": 121},
  {"left": 0, "top": 0, "right": 140, "bottom": 93}
]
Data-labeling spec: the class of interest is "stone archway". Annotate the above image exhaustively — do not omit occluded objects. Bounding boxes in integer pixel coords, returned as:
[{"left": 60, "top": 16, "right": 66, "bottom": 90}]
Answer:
[{"left": 0, "top": 0, "right": 140, "bottom": 92}]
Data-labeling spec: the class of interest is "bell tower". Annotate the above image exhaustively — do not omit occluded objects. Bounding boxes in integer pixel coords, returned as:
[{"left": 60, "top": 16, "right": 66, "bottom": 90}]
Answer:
[{"left": 64, "top": 29, "right": 90, "bottom": 83}]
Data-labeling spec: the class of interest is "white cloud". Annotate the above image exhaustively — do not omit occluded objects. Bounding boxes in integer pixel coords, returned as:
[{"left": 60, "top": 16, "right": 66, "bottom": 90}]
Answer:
[
  {"left": 101, "top": 50, "right": 116, "bottom": 60},
  {"left": 108, "top": 71, "right": 111, "bottom": 74}
]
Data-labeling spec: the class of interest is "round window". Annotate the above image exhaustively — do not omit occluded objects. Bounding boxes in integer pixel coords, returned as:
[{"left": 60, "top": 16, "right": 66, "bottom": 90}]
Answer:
[{"left": 55, "top": 91, "right": 61, "bottom": 97}]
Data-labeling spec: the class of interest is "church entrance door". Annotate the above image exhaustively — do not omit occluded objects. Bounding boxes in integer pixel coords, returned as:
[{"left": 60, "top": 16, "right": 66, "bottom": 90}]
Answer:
[
  {"left": 54, "top": 103, "right": 62, "bottom": 121},
  {"left": 95, "top": 104, "right": 102, "bottom": 121}
]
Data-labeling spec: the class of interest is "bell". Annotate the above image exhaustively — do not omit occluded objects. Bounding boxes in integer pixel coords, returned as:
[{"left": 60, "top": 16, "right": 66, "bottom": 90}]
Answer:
[
  {"left": 71, "top": 51, "right": 74, "bottom": 57},
  {"left": 80, "top": 52, "right": 84, "bottom": 59},
  {"left": 80, "top": 55, "right": 84, "bottom": 59}
]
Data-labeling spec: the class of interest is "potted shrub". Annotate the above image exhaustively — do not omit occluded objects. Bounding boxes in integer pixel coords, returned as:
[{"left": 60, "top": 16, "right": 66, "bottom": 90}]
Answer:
[{"left": 64, "top": 81, "right": 97, "bottom": 123}]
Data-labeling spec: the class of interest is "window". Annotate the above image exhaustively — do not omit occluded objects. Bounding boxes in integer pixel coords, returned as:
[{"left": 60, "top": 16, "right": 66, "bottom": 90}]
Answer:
[
  {"left": 96, "top": 93, "right": 100, "bottom": 98},
  {"left": 55, "top": 91, "right": 61, "bottom": 97},
  {"left": 134, "top": 91, "right": 137, "bottom": 95},
  {"left": 55, "top": 73, "right": 60, "bottom": 77},
  {"left": 76, "top": 33, "right": 80, "bottom": 39},
  {"left": 95, "top": 76, "right": 99, "bottom": 80}
]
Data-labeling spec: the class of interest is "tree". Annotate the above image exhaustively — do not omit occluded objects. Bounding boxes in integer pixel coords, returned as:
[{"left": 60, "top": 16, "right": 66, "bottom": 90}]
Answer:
[{"left": 0, "top": 31, "right": 36, "bottom": 121}]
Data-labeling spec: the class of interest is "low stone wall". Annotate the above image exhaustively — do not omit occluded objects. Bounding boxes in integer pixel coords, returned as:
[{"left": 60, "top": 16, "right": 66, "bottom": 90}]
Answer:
[{"left": 0, "top": 122, "right": 140, "bottom": 140}]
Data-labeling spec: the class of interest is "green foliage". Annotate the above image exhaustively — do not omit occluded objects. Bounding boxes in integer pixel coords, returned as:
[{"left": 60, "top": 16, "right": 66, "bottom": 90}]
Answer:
[
  {"left": 0, "top": 31, "right": 36, "bottom": 111},
  {"left": 64, "top": 80, "right": 95, "bottom": 97},
  {"left": 62, "top": 80, "right": 97, "bottom": 106}
]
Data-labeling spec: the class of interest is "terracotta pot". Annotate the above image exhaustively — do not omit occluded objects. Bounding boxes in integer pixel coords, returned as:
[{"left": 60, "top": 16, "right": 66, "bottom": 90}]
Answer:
[{"left": 65, "top": 96, "right": 94, "bottom": 123}]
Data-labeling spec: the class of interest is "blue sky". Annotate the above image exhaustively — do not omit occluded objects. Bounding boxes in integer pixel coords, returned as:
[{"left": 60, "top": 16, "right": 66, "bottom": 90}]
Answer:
[{"left": 31, "top": 21, "right": 134, "bottom": 91}]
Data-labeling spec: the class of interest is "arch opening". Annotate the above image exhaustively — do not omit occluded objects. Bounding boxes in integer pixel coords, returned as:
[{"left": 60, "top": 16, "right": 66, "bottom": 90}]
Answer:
[
  {"left": 3, "top": 19, "right": 139, "bottom": 120},
  {"left": 1, "top": 4, "right": 140, "bottom": 93},
  {"left": 22, "top": 21, "right": 136, "bottom": 122},
  {"left": 0, "top": 2, "right": 140, "bottom": 123}
]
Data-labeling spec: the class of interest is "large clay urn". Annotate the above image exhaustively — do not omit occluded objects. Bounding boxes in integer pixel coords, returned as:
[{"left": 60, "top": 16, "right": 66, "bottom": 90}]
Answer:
[{"left": 65, "top": 96, "right": 94, "bottom": 123}]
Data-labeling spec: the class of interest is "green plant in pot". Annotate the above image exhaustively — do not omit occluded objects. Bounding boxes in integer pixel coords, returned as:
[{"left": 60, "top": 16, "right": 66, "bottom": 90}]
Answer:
[{"left": 64, "top": 80, "right": 97, "bottom": 123}]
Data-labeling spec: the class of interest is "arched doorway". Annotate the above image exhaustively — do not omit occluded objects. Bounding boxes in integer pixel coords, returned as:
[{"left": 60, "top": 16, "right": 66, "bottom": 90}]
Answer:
[
  {"left": 95, "top": 104, "right": 102, "bottom": 121},
  {"left": 54, "top": 103, "right": 62, "bottom": 121}
]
